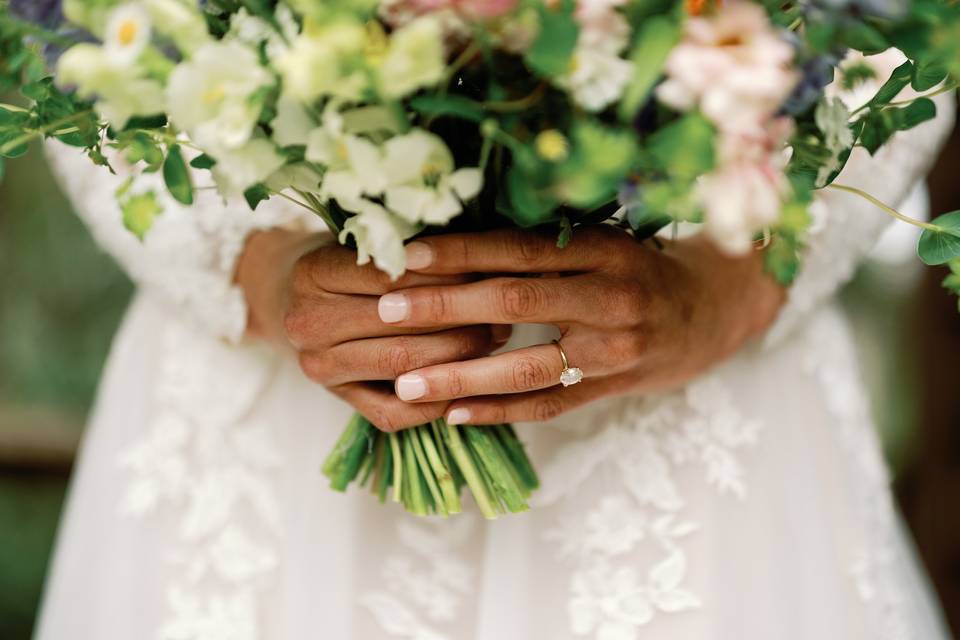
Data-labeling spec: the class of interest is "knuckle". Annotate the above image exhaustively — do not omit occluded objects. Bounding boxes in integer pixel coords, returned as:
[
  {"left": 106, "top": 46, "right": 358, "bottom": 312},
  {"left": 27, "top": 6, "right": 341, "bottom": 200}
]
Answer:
[
  {"left": 378, "top": 340, "right": 417, "bottom": 377},
  {"left": 606, "top": 331, "right": 647, "bottom": 364},
  {"left": 606, "top": 281, "right": 648, "bottom": 326},
  {"left": 283, "top": 306, "right": 312, "bottom": 344},
  {"left": 497, "top": 280, "right": 545, "bottom": 321},
  {"left": 298, "top": 353, "right": 331, "bottom": 384},
  {"left": 369, "top": 408, "right": 400, "bottom": 433},
  {"left": 508, "top": 230, "right": 548, "bottom": 266},
  {"left": 511, "top": 355, "right": 553, "bottom": 390},
  {"left": 532, "top": 395, "right": 565, "bottom": 422},
  {"left": 423, "top": 288, "right": 450, "bottom": 323},
  {"left": 445, "top": 368, "right": 466, "bottom": 397}
]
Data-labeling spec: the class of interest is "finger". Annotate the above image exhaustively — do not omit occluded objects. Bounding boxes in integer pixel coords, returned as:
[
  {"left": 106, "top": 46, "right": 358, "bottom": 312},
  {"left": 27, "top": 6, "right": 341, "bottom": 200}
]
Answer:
[
  {"left": 335, "top": 382, "right": 449, "bottom": 432},
  {"left": 442, "top": 376, "right": 616, "bottom": 425},
  {"left": 306, "top": 325, "right": 512, "bottom": 386},
  {"left": 377, "top": 275, "right": 622, "bottom": 327},
  {"left": 402, "top": 227, "right": 631, "bottom": 275},
  {"left": 285, "top": 294, "right": 461, "bottom": 349},
  {"left": 295, "top": 244, "right": 473, "bottom": 296},
  {"left": 394, "top": 342, "right": 593, "bottom": 402}
]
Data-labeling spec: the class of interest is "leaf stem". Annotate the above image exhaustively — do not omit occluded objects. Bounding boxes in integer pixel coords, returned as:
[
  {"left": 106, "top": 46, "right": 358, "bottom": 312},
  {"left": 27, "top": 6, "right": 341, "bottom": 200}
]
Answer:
[
  {"left": 828, "top": 183, "right": 941, "bottom": 231},
  {"left": 0, "top": 110, "right": 93, "bottom": 155}
]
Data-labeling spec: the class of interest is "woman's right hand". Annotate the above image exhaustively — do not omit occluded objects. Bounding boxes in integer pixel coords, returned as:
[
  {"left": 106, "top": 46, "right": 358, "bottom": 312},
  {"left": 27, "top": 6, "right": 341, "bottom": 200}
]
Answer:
[{"left": 236, "top": 229, "right": 510, "bottom": 431}]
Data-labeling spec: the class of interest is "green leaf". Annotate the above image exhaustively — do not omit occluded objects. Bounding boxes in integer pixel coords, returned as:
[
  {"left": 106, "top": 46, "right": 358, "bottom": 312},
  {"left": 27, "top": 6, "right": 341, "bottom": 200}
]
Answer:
[
  {"left": 0, "top": 156, "right": 5, "bottom": 182},
  {"left": 163, "top": 145, "right": 194, "bottom": 205},
  {"left": 900, "top": 97, "right": 937, "bottom": 129},
  {"left": 627, "top": 206, "right": 672, "bottom": 241},
  {"left": 524, "top": 0, "right": 579, "bottom": 78},
  {"left": 244, "top": 183, "right": 271, "bottom": 210},
  {"left": 189, "top": 153, "right": 217, "bottom": 170},
  {"left": 618, "top": 15, "right": 680, "bottom": 121},
  {"left": 764, "top": 234, "right": 803, "bottom": 285},
  {"left": 506, "top": 165, "right": 557, "bottom": 226},
  {"left": 20, "top": 78, "right": 53, "bottom": 102},
  {"left": 911, "top": 59, "right": 948, "bottom": 91},
  {"left": 409, "top": 95, "right": 486, "bottom": 123},
  {"left": 842, "top": 22, "right": 889, "bottom": 55},
  {"left": 647, "top": 112, "right": 715, "bottom": 180},
  {"left": 120, "top": 191, "right": 163, "bottom": 241},
  {"left": 869, "top": 61, "right": 912, "bottom": 106},
  {"left": 557, "top": 216, "right": 573, "bottom": 248},
  {"left": 918, "top": 211, "right": 960, "bottom": 266}
]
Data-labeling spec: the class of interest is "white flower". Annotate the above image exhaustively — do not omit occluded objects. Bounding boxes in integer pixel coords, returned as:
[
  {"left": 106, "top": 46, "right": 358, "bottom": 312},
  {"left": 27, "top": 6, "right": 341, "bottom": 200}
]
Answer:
[
  {"left": 142, "top": 0, "right": 211, "bottom": 55},
  {"left": 555, "top": 0, "right": 632, "bottom": 112},
  {"left": 228, "top": 4, "right": 298, "bottom": 59},
  {"left": 814, "top": 97, "right": 854, "bottom": 187},
  {"left": 209, "top": 138, "right": 286, "bottom": 196},
  {"left": 57, "top": 44, "right": 165, "bottom": 128},
  {"left": 378, "top": 16, "right": 446, "bottom": 99},
  {"left": 165, "top": 41, "right": 273, "bottom": 151},
  {"left": 275, "top": 21, "right": 369, "bottom": 102},
  {"left": 339, "top": 201, "right": 419, "bottom": 280},
  {"left": 656, "top": 2, "right": 798, "bottom": 133},
  {"left": 307, "top": 107, "right": 390, "bottom": 209},
  {"left": 270, "top": 93, "right": 316, "bottom": 147},
  {"left": 382, "top": 130, "right": 482, "bottom": 225},
  {"left": 265, "top": 163, "right": 322, "bottom": 194},
  {"left": 104, "top": 3, "right": 151, "bottom": 66}
]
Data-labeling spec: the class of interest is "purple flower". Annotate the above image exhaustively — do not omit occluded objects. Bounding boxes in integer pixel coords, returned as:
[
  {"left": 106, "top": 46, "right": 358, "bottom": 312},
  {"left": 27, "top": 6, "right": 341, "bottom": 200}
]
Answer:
[{"left": 9, "top": 0, "right": 64, "bottom": 30}]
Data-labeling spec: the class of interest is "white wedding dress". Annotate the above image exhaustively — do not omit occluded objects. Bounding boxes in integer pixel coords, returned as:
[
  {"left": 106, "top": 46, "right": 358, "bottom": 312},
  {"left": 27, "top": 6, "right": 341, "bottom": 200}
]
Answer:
[{"left": 34, "top": 77, "right": 955, "bottom": 639}]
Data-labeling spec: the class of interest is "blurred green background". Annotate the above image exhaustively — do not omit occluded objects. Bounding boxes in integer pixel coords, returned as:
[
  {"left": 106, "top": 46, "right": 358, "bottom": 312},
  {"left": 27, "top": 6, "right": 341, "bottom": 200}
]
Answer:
[{"left": 0, "top": 120, "right": 958, "bottom": 639}]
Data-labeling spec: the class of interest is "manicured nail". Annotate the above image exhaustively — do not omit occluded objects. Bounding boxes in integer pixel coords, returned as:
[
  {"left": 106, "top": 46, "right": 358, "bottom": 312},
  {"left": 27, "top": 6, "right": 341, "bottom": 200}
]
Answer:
[
  {"left": 447, "top": 408, "right": 471, "bottom": 425},
  {"left": 378, "top": 293, "right": 409, "bottom": 323},
  {"left": 492, "top": 325, "right": 512, "bottom": 344},
  {"left": 404, "top": 242, "right": 434, "bottom": 270},
  {"left": 396, "top": 374, "right": 427, "bottom": 401}
]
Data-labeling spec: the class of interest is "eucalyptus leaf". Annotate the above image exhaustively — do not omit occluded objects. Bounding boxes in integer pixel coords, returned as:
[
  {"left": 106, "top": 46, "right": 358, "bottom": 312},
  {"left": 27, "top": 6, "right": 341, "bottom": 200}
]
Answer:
[
  {"left": 163, "top": 145, "right": 194, "bottom": 205},
  {"left": 618, "top": 15, "right": 680, "bottom": 121},
  {"left": 524, "top": 0, "right": 579, "bottom": 78},
  {"left": 918, "top": 211, "right": 960, "bottom": 265}
]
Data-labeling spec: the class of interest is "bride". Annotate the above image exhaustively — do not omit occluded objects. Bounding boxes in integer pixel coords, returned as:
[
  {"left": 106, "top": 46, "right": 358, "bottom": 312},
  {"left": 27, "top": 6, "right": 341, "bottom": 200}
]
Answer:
[{"left": 34, "top": 60, "right": 955, "bottom": 639}]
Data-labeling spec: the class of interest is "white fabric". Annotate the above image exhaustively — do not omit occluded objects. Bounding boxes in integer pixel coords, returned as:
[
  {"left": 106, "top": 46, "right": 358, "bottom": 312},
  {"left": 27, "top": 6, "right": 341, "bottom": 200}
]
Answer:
[{"left": 35, "top": 95, "right": 955, "bottom": 639}]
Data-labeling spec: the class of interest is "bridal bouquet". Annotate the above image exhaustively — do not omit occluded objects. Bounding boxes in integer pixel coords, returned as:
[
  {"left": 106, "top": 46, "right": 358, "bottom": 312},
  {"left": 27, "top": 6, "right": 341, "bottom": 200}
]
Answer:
[{"left": 1, "top": 0, "right": 958, "bottom": 518}]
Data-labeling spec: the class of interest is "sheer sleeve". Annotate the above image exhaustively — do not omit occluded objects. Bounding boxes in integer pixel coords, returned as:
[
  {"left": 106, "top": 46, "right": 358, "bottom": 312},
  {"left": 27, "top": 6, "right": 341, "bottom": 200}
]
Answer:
[
  {"left": 764, "top": 88, "right": 956, "bottom": 346},
  {"left": 45, "top": 142, "right": 324, "bottom": 343}
]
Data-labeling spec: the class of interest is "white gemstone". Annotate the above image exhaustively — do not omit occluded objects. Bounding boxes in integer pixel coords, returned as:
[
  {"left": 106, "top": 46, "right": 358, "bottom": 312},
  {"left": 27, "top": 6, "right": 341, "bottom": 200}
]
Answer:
[{"left": 560, "top": 367, "right": 583, "bottom": 387}]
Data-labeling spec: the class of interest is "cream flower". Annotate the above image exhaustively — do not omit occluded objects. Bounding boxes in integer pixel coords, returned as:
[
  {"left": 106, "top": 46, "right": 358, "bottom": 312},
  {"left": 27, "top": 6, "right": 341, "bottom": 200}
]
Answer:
[
  {"left": 378, "top": 16, "right": 446, "bottom": 99},
  {"left": 165, "top": 41, "right": 273, "bottom": 151},
  {"left": 814, "top": 97, "right": 854, "bottom": 187},
  {"left": 104, "top": 3, "right": 151, "bottom": 65},
  {"left": 656, "top": 2, "right": 798, "bottom": 133},
  {"left": 382, "top": 130, "right": 482, "bottom": 225},
  {"left": 142, "top": 0, "right": 211, "bottom": 55},
  {"left": 270, "top": 94, "right": 316, "bottom": 148},
  {"left": 275, "top": 21, "right": 369, "bottom": 103},
  {"left": 57, "top": 43, "right": 165, "bottom": 128},
  {"left": 209, "top": 139, "right": 287, "bottom": 197},
  {"left": 339, "top": 201, "right": 420, "bottom": 280}
]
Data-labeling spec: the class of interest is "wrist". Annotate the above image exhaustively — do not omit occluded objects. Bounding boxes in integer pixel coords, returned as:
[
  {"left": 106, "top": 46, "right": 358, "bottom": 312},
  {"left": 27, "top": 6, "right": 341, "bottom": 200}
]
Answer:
[{"left": 235, "top": 228, "right": 330, "bottom": 343}]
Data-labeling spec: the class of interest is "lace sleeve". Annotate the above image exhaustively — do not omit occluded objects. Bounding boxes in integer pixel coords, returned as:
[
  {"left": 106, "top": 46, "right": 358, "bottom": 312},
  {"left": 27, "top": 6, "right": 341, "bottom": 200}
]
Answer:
[
  {"left": 45, "top": 142, "right": 324, "bottom": 343},
  {"left": 764, "top": 89, "right": 956, "bottom": 346}
]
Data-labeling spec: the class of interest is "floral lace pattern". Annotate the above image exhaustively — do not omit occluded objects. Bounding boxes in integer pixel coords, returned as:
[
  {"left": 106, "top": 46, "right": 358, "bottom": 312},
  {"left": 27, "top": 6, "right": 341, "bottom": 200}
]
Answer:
[
  {"left": 538, "top": 377, "right": 761, "bottom": 638},
  {"left": 361, "top": 516, "right": 477, "bottom": 639},
  {"left": 117, "top": 322, "right": 282, "bottom": 640}
]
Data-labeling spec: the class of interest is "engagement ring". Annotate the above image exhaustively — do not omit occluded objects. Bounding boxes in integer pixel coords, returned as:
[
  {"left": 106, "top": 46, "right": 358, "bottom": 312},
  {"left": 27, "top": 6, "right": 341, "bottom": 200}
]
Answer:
[{"left": 553, "top": 340, "right": 583, "bottom": 387}]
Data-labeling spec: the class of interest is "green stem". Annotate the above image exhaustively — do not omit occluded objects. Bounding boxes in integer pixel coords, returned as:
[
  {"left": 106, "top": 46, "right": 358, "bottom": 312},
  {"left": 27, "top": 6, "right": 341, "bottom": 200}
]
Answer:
[
  {"left": 403, "top": 432, "right": 427, "bottom": 516},
  {"left": 827, "top": 183, "right": 941, "bottom": 231},
  {"left": 0, "top": 103, "right": 29, "bottom": 113},
  {"left": 482, "top": 83, "right": 547, "bottom": 113},
  {"left": 409, "top": 426, "right": 448, "bottom": 516},
  {"left": 418, "top": 425, "right": 461, "bottom": 514},
  {"left": 389, "top": 431, "right": 403, "bottom": 504},
  {"left": 464, "top": 427, "right": 528, "bottom": 513},
  {"left": 0, "top": 111, "right": 94, "bottom": 156},
  {"left": 442, "top": 421, "right": 499, "bottom": 519}
]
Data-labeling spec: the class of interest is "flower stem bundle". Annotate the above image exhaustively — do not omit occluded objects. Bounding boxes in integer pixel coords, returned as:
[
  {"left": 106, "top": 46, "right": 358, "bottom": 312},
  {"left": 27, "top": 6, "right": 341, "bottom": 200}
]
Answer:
[{"left": 322, "top": 414, "right": 538, "bottom": 519}]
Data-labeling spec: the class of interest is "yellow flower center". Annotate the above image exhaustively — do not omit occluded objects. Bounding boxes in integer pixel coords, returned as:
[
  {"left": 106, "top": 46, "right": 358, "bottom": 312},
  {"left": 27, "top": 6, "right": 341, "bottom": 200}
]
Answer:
[
  {"left": 202, "top": 84, "right": 225, "bottom": 105},
  {"left": 335, "top": 140, "right": 349, "bottom": 161},
  {"left": 117, "top": 19, "right": 139, "bottom": 46},
  {"left": 535, "top": 130, "right": 569, "bottom": 162}
]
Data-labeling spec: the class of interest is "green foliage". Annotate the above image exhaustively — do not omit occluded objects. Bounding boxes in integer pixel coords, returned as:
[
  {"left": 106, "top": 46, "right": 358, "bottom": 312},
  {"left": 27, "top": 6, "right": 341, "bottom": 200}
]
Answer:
[
  {"left": 409, "top": 94, "right": 487, "bottom": 123},
  {"left": 860, "top": 98, "right": 937, "bottom": 154},
  {"left": 244, "top": 183, "right": 271, "bottom": 210},
  {"left": 918, "top": 211, "right": 960, "bottom": 266},
  {"left": 119, "top": 189, "right": 163, "bottom": 240},
  {"left": 646, "top": 112, "right": 715, "bottom": 181},
  {"left": 618, "top": 15, "right": 680, "bottom": 121},
  {"left": 524, "top": 0, "right": 579, "bottom": 79},
  {"left": 942, "top": 258, "right": 960, "bottom": 310},
  {"left": 162, "top": 145, "right": 194, "bottom": 205}
]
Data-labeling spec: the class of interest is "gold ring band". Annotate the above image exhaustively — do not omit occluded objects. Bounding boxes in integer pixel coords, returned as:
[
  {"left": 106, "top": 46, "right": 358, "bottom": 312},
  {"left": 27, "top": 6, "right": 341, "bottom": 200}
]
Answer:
[{"left": 553, "top": 340, "right": 583, "bottom": 387}]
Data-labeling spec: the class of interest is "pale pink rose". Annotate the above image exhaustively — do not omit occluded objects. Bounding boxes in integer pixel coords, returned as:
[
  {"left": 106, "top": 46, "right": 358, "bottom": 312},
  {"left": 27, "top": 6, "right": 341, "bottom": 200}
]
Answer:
[
  {"left": 457, "top": 0, "right": 519, "bottom": 19},
  {"left": 657, "top": 2, "right": 798, "bottom": 133}
]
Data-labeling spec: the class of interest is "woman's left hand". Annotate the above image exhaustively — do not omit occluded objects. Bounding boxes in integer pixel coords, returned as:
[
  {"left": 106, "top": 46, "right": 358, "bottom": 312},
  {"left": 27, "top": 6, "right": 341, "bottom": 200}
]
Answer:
[{"left": 376, "top": 226, "right": 786, "bottom": 425}]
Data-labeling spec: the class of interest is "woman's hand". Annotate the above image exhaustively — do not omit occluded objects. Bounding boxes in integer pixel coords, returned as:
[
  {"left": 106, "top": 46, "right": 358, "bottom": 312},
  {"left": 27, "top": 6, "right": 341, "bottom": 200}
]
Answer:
[
  {"left": 235, "top": 229, "right": 510, "bottom": 431},
  {"left": 377, "top": 226, "right": 785, "bottom": 425}
]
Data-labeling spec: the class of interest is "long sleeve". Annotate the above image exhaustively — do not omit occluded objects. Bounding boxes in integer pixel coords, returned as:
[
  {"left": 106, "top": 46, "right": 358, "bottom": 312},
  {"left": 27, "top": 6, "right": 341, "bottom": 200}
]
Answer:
[
  {"left": 764, "top": 88, "right": 956, "bottom": 346},
  {"left": 45, "top": 143, "right": 324, "bottom": 343}
]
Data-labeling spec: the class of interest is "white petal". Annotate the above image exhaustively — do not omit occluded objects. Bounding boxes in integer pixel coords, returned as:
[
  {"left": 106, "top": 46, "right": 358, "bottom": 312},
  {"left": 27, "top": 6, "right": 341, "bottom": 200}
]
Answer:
[
  {"left": 653, "top": 589, "right": 701, "bottom": 612},
  {"left": 385, "top": 186, "right": 433, "bottom": 223},
  {"left": 446, "top": 168, "right": 483, "bottom": 201}
]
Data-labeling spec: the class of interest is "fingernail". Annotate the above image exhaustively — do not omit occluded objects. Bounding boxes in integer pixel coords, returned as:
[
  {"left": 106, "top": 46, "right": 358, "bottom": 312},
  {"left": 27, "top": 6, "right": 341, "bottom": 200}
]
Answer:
[
  {"left": 447, "top": 408, "right": 471, "bottom": 425},
  {"left": 404, "top": 242, "right": 434, "bottom": 270},
  {"left": 396, "top": 374, "right": 427, "bottom": 401},
  {"left": 378, "top": 293, "right": 410, "bottom": 323},
  {"left": 492, "top": 325, "right": 512, "bottom": 344}
]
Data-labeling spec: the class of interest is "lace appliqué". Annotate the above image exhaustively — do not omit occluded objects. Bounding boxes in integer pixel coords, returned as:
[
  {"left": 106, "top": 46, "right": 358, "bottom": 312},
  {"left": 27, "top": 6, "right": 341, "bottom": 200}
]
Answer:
[
  {"left": 801, "top": 311, "right": 910, "bottom": 640},
  {"left": 117, "top": 321, "right": 282, "bottom": 640},
  {"left": 538, "top": 376, "right": 761, "bottom": 639},
  {"left": 361, "top": 516, "right": 477, "bottom": 640}
]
